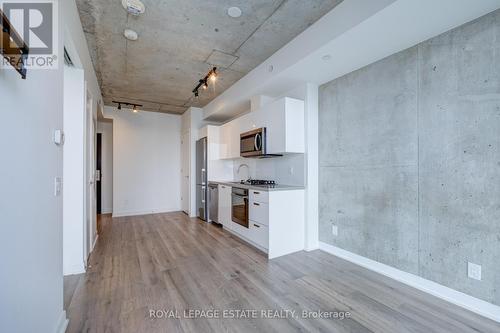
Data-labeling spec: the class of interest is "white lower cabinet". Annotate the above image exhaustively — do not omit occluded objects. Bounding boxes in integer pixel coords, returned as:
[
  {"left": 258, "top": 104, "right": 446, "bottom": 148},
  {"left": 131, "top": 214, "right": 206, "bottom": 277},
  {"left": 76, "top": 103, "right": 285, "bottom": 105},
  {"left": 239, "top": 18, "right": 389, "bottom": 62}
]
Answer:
[
  {"left": 218, "top": 185, "right": 305, "bottom": 259},
  {"left": 249, "top": 201, "right": 269, "bottom": 226},
  {"left": 248, "top": 221, "right": 269, "bottom": 249}
]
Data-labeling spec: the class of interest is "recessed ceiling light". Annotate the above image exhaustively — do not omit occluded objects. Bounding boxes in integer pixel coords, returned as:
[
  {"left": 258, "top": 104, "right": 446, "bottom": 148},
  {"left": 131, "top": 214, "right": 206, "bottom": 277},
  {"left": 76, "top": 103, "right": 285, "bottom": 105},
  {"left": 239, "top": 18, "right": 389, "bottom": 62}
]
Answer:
[
  {"left": 322, "top": 54, "right": 332, "bottom": 61},
  {"left": 227, "top": 7, "right": 242, "bottom": 18},
  {"left": 124, "top": 29, "right": 138, "bottom": 41}
]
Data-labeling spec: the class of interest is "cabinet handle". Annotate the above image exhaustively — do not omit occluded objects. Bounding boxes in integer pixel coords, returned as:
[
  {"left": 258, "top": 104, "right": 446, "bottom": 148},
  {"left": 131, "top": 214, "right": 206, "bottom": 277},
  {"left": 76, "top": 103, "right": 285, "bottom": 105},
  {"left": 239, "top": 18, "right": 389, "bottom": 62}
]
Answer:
[
  {"left": 253, "top": 224, "right": 260, "bottom": 228},
  {"left": 253, "top": 191, "right": 260, "bottom": 194},
  {"left": 253, "top": 203, "right": 260, "bottom": 206}
]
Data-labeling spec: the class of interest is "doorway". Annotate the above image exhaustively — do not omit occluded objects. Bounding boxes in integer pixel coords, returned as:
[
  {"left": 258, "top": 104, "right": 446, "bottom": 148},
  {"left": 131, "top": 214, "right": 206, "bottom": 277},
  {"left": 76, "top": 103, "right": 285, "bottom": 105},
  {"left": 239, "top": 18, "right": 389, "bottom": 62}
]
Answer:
[
  {"left": 96, "top": 119, "right": 113, "bottom": 234},
  {"left": 96, "top": 133, "right": 102, "bottom": 215}
]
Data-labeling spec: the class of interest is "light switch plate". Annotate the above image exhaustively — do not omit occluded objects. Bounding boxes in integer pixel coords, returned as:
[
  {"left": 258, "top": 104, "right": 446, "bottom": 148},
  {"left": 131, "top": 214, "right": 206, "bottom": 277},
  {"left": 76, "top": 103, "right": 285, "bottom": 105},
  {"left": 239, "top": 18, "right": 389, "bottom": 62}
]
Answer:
[
  {"left": 53, "top": 129, "right": 65, "bottom": 146},
  {"left": 468, "top": 262, "right": 482, "bottom": 281},
  {"left": 54, "top": 177, "right": 62, "bottom": 197}
]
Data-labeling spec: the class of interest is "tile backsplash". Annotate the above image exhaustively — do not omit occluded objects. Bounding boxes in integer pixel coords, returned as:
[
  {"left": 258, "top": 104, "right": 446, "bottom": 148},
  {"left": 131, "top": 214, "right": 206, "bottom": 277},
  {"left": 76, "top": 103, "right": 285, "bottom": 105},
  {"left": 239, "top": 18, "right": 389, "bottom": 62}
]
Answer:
[{"left": 232, "top": 154, "right": 305, "bottom": 186}]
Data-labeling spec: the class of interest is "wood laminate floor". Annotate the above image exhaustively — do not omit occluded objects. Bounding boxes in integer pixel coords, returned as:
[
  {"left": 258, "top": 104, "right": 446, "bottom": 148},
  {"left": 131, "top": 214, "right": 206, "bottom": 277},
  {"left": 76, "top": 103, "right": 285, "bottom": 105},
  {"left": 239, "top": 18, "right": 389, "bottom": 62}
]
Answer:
[{"left": 65, "top": 212, "right": 500, "bottom": 333}]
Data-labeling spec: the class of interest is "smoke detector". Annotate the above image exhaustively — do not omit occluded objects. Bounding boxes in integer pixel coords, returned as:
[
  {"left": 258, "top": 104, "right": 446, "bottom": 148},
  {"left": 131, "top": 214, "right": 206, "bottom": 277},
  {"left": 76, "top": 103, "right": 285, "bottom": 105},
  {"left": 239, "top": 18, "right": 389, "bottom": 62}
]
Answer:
[
  {"left": 227, "top": 7, "right": 242, "bottom": 18},
  {"left": 124, "top": 29, "right": 138, "bottom": 41},
  {"left": 122, "top": 0, "right": 145, "bottom": 16}
]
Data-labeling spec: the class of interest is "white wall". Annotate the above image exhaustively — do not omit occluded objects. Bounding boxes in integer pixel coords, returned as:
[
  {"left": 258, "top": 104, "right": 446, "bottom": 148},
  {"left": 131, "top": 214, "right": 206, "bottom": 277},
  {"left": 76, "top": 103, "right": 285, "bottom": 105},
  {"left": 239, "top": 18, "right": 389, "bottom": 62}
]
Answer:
[
  {"left": 104, "top": 107, "right": 182, "bottom": 217},
  {"left": 63, "top": 66, "right": 86, "bottom": 275},
  {"left": 97, "top": 121, "right": 113, "bottom": 214},
  {"left": 0, "top": 4, "right": 65, "bottom": 333}
]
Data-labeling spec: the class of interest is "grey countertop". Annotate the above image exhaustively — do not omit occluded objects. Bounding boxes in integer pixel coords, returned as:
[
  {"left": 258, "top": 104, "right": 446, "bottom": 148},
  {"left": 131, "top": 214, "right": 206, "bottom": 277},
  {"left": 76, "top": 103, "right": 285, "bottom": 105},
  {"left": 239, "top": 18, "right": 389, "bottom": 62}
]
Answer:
[{"left": 208, "top": 180, "right": 305, "bottom": 192}]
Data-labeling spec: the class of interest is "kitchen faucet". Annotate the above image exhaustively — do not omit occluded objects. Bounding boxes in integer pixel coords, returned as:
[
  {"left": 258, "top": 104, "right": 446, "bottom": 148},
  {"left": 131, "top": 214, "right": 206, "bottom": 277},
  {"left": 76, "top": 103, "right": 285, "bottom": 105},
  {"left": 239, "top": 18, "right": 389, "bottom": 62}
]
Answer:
[{"left": 237, "top": 163, "right": 250, "bottom": 181}]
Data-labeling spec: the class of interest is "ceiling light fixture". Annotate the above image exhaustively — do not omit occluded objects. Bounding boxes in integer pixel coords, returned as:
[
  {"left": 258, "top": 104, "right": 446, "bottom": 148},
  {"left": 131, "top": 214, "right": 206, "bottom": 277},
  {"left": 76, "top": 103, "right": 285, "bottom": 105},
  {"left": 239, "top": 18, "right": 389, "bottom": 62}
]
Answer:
[
  {"left": 227, "top": 6, "right": 242, "bottom": 18},
  {"left": 322, "top": 54, "right": 332, "bottom": 61},
  {"left": 192, "top": 67, "right": 217, "bottom": 98},
  {"left": 124, "top": 29, "right": 139, "bottom": 41}
]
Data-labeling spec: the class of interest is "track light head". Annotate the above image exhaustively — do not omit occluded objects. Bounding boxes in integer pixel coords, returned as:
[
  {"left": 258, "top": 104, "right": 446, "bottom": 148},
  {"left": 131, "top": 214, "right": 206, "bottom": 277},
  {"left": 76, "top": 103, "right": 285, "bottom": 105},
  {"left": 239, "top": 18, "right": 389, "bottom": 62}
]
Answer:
[{"left": 117, "top": 103, "right": 122, "bottom": 110}]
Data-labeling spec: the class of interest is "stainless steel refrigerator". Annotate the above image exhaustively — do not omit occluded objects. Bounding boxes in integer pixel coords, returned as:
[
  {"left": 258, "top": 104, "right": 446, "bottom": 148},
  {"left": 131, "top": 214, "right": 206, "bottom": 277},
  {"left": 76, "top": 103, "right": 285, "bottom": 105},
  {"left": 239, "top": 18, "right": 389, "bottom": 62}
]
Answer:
[{"left": 196, "top": 137, "right": 208, "bottom": 221}]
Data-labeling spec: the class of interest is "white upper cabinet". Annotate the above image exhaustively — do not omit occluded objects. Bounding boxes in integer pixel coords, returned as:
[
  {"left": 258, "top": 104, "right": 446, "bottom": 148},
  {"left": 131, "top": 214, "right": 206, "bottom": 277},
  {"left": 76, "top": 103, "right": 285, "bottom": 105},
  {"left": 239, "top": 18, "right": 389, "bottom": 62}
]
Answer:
[
  {"left": 259, "top": 97, "right": 305, "bottom": 154},
  {"left": 218, "top": 97, "right": 305, "bottom": 159},
  {"left": 219, "top": 118, "right": 240, "bottom": 159}
]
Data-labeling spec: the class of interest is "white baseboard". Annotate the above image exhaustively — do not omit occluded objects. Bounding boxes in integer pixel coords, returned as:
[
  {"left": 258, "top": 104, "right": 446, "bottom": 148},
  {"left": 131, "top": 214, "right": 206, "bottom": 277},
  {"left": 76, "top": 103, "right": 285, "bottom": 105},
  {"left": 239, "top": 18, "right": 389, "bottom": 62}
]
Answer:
[
  {"left": 304, "top": 243, "right": 320, "bottom": 252},
  {"left": 319, "top": 242, "right": 500, "bottom": 323},
  {"left": 91, "top": 234, "right": 98, "bottom": 251},
  {"left": 112, "top": 208, "right": 180, "bottom": 218},
  {"left": 54, "top": 310, "right": 68, "bottom": 333},
  {"left": 100, "top": 208, "right": 113, "bottom": 214}
]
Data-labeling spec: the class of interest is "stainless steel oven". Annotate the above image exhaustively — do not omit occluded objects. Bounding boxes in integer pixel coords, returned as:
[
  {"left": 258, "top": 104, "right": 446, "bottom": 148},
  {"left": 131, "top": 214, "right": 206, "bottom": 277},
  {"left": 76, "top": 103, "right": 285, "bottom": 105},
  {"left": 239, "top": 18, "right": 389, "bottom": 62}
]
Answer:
[
  {"left": 240, "top": 128, "right": 266, "bottom": 157},
  {"left": 231, "top": 187, "right": 249, "bottom": 228}
]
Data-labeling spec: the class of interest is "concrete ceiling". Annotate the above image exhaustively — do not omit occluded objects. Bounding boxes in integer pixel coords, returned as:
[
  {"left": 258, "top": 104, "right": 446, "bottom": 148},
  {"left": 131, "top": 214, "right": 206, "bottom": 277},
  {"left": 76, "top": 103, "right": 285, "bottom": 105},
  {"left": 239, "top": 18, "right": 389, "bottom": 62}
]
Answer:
[{"left": 76, "top": 0, "right": 343, "bottom": 114}]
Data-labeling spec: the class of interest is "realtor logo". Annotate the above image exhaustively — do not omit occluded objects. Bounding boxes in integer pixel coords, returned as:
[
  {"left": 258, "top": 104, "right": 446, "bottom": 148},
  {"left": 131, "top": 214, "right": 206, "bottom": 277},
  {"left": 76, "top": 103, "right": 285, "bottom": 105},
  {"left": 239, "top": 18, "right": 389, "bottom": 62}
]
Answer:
[
  {"left": 3, "top": 2, "right": 53, "bottom": 54},
  {"left": 1, "top": 1, "right": 58, "bottom": 71}
]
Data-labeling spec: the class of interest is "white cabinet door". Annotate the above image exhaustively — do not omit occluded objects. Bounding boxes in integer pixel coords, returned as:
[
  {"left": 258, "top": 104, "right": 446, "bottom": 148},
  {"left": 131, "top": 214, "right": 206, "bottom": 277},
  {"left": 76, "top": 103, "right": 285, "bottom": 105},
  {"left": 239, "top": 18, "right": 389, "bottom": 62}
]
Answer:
[
  {"left": 229, "top": 118, "right": 241, "bottom": 159},
  {"left": 219, "top": 124, "right": 229, "bottom": 159},
  {"left": 218, "top": 185, "right": 232, "bottom": 228},
  {"left": 248, "top": 221, "right": 269, "bottom": 249}
]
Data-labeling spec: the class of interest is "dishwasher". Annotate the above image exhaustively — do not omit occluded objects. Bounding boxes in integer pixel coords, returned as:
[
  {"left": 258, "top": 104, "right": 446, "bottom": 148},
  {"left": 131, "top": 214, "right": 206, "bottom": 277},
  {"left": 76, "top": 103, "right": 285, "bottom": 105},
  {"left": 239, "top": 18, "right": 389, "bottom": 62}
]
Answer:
[{"left": 208, "top": 183, "right": 219, "bottom": 224}]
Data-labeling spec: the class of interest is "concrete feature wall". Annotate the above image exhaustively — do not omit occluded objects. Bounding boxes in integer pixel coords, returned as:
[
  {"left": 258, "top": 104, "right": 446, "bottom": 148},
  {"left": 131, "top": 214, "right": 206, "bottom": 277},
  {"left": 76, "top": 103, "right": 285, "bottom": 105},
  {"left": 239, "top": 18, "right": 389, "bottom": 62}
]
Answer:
[{"left": 319, "top": 10, "right": 500, "bottom": 306}]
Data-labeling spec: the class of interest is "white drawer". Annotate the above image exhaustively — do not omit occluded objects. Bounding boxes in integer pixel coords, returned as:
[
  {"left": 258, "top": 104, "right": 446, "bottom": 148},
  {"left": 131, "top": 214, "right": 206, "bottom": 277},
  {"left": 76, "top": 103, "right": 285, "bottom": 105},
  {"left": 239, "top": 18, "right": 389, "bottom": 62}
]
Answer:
[
  {"left": 248, "top": 221, "right": 269, "bottom": 249},
  {"left": 249, "top": 201, "right": 268, "bottom": 225},
  {"left": 249, "top": 189, "right": 268, "bottom": 203}
]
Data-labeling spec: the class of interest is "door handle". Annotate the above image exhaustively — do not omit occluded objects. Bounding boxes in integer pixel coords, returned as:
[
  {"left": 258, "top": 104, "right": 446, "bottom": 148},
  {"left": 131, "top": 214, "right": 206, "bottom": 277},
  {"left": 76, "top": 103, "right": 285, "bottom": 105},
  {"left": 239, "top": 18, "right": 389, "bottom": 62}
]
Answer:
[
  {"left": 253, "top": 224, "right": 260, "bottom": 228},
  {"left": 253, "top": 191, "right": 260, "bottom": 194},
  {"left": 253, "top": 203, "right": 260, "bottom": 206}
]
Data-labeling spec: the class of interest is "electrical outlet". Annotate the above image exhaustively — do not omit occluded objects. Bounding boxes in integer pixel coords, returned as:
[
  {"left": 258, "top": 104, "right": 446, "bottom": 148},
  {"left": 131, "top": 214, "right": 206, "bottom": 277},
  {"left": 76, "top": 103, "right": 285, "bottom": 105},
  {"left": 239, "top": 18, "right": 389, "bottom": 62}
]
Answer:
[
  {"left": 468, "top": 262, "right": 482, "bottom": 281},
  {"left": 331, "top": 224, "right": 338, "bottom": 236}
]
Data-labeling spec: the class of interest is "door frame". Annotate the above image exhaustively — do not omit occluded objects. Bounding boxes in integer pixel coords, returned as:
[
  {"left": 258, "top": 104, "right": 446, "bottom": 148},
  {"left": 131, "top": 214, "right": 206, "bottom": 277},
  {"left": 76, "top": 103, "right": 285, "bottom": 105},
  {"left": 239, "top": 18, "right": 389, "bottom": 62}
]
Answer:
[
  {"left": 83, "top": 86, "right": 97, "bottom": 266},
  {"left": 181, "top": 130, "right": 190, "bottom": 214}
]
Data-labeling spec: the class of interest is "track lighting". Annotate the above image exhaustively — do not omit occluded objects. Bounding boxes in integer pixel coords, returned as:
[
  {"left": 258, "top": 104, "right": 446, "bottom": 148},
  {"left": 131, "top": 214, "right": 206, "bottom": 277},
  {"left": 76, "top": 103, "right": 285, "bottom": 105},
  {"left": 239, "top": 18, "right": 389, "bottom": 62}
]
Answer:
[
  {"left": 192, "top": 67, "right": 217, "bottom": 97},
  {"left": 112, "top": 100, "right": 143, "bottom": 113}
]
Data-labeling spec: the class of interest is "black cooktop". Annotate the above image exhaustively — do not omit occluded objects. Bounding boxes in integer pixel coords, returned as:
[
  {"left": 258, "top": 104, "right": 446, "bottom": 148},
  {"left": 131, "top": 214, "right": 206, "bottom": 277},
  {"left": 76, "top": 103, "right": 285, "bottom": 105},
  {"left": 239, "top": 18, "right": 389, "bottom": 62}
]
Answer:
[{"left": 240, "top": 179, "right": 276, "bottom": 186}]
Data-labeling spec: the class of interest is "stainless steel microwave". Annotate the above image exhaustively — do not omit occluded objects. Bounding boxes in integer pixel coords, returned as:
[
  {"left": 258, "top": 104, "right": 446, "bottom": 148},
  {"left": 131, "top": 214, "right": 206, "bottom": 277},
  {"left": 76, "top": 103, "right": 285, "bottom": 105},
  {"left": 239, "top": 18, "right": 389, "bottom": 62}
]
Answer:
[
  {"left": 240, "top": 128, "right": 266, "bottom": 157},
  {"left": 240, "top": 127, "right": 282, "bottom": 158}
]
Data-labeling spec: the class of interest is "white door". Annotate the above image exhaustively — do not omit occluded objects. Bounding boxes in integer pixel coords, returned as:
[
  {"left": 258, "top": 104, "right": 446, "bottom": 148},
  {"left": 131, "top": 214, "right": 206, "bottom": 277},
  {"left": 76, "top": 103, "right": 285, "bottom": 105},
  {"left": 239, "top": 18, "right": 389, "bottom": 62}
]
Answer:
[{"left": 181, "top": 131, "right": 190, "bottom": 214}]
